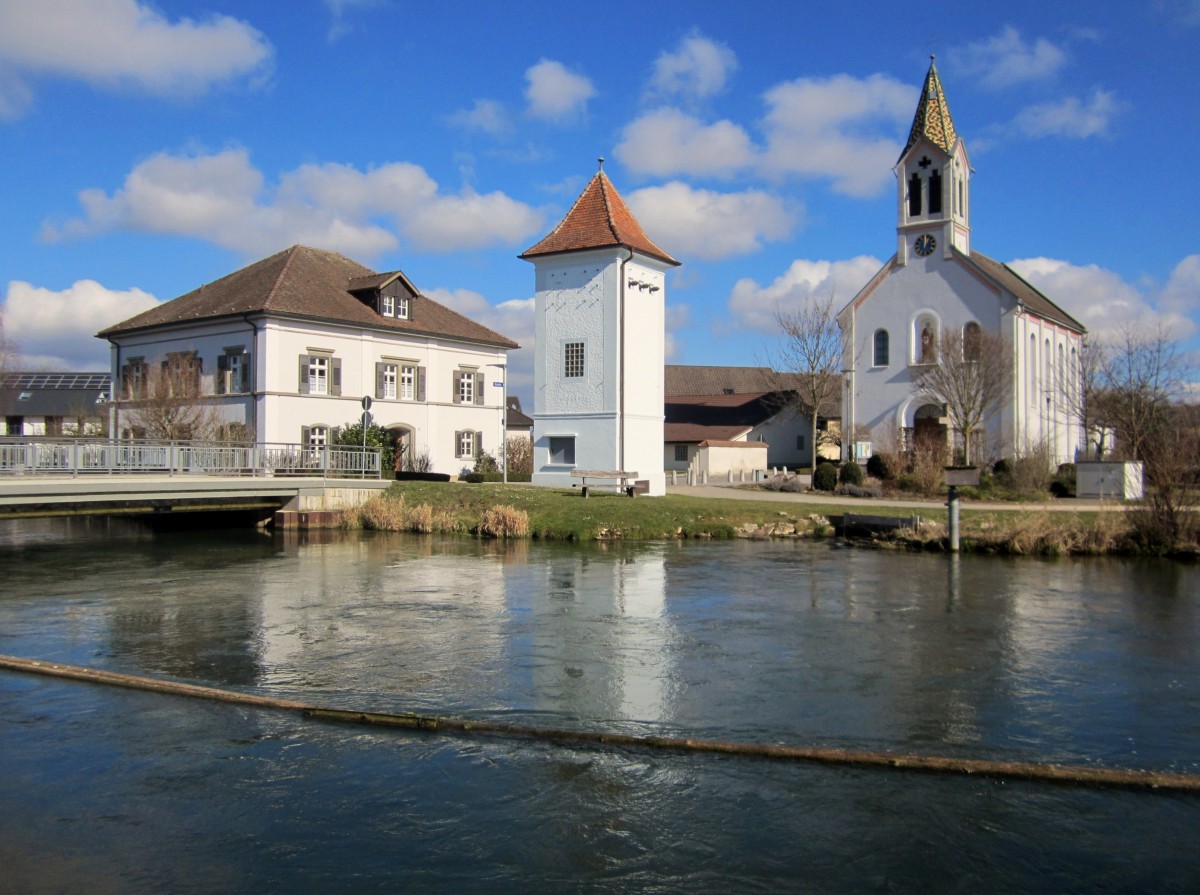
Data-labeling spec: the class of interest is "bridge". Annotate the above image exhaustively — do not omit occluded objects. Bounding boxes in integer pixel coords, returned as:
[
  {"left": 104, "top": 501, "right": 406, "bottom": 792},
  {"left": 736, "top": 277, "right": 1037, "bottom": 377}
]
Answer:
[{"left": 0, "top": 438, "right": 389, "bottom": 522}]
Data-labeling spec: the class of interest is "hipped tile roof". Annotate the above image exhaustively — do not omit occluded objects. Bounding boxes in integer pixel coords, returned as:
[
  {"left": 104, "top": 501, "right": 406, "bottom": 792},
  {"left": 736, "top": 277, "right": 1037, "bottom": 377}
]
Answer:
[
  {"left": 520, "top": 171, "right": 679, "bottom": 266},
  {"left": 97, "top": 245, "right": 518, "bottom": 348}
]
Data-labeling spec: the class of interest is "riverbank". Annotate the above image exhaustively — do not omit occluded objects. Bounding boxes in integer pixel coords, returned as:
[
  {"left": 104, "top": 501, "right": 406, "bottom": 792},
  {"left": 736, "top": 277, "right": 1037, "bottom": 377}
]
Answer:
[{"left": 343, "top": 481, "right": 1197, "bottom": 557}]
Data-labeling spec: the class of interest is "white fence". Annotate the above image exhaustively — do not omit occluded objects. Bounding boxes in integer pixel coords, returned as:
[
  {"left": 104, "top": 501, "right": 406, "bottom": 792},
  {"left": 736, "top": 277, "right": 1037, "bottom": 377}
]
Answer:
[{"left": 0, "top": 438, "right": 381, "bottom": 479}]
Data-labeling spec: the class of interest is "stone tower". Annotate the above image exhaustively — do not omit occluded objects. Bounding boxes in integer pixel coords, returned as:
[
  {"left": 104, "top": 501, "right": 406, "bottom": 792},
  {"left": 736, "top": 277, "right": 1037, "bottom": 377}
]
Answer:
[{"left": 520, "top": 163, "right": 680, "bottom": 496}]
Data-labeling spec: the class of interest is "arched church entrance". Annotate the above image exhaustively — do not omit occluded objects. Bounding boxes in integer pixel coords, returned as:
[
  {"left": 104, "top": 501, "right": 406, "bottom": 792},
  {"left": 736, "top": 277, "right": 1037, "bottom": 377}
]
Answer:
[{"left": 912, "top": 403, "right": 947, "bottom": 453}]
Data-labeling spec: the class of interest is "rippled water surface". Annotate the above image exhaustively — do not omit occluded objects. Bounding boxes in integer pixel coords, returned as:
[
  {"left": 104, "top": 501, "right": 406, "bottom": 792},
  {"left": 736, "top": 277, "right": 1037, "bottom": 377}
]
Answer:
[{"left": 1, "top": 518, "right": 1198, "bottom": 893}]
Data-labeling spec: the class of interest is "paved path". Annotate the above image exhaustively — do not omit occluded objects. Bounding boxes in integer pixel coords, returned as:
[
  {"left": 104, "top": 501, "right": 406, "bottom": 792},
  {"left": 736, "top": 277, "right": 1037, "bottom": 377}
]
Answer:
[{"left": 666, "top": 484, "right": 1123, "bottom": 513}]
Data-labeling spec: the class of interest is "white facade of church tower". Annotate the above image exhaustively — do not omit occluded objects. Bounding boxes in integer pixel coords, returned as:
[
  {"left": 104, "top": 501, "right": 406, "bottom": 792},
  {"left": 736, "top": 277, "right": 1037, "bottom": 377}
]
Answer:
[{"left": 520, "top": 165, "right": 680, "bottom": 496}]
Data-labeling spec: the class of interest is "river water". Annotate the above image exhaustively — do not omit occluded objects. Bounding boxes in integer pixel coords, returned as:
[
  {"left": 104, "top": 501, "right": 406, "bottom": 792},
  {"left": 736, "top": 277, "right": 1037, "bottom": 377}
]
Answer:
[{"left": 0, "top": 519, "right": 1197, "bottom": 893}]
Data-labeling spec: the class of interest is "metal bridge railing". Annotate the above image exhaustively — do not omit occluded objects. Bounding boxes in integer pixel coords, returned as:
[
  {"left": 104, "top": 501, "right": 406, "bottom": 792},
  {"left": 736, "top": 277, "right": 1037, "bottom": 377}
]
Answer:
[{"left": 0, "top": 438, "right": 382, "bottom": 479}]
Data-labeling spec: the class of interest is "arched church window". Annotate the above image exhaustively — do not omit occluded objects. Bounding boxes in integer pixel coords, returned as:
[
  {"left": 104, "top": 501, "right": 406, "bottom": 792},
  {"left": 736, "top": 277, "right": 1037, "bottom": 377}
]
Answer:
[
  {"left": 873, "top": 329, "right": 889, "bottom": 367},
  {"left": 928, "top": 170, "right": 942, "bottom": 214},
  {"left": 962, "top": 322, "right": 981, "bottom": 361},
  {"left": 908, "top": 172, "right": 922, "bottom": 217}
]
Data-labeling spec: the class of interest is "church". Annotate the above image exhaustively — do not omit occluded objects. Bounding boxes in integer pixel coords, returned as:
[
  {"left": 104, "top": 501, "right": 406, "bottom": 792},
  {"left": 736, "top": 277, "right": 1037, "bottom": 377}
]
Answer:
[{"left": 838, "top": 59, "right": 1086, "bottom": 467}]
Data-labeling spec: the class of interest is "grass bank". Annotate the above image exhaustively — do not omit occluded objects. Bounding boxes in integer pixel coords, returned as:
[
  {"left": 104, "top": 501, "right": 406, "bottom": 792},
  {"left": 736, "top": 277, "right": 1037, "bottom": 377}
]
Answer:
[{"left": 336, "top": 481, "right": 1178, "bottom": 557}]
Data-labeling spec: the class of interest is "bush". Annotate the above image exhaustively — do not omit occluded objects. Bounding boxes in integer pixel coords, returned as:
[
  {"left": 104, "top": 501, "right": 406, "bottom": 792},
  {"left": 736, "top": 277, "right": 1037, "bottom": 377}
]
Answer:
[
  {"left": 463, "top": 472, "right": 533, "bottom": 483},
  {"left": 813, "top": 462, "right": 838, "bottom": 492},
  {"left": 477, "top": 504, "right": 530, "bottom": 538},
  {"left": 839, "top": 461, "right": 864, "bottom": 487},
  {"left": 835, "top": 482, "right": 883, "bottom": 498},
  {"left": 473, "top": 450, "right": 499, "bottom": 474},
  {"left": 866, "top": 452, "right": 897, "bottom": 481}
]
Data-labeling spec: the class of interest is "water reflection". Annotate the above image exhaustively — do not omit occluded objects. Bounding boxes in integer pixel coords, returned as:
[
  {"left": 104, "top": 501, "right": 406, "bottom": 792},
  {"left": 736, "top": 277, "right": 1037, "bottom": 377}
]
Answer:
[{"left": 2, "top": 521, "right": 1200, "bottom": 892}]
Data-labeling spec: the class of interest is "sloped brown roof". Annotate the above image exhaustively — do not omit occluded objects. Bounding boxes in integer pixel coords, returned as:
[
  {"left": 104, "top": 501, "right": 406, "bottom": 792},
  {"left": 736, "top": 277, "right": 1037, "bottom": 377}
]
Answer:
[
  {"left": 666, "top": 365, "right": 841, "bottom": 417},
  {"left": 900, "top": 58, "right": 958, "bottom": 160},
  {"left": 97, "top": 245, "right": 518, "bottom": 348},
  {"left": 665, "top": 423, "right": 751, "bottom": 443},
  {"left": 963, "top": 250, "right": 1086, "bottom": 334},
  {"left": 699, "top": 439, "right": 764, "bottom": 449},
  {"left": 520, "top": 171, "right": 679, "bottom": 266}
]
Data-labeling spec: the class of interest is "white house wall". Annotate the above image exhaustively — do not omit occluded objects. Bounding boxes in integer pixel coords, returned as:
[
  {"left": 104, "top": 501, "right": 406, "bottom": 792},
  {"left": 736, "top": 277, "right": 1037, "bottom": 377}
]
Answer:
[
  {"left": 107, "top": 315, "right": 508, "bottom": 476},
  {"left": 531, "top": 249, "right": 668, "bottom": 495}
]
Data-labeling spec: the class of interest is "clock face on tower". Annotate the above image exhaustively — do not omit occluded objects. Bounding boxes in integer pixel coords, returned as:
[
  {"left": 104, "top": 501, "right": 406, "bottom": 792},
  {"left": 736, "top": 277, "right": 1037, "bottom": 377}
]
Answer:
[{"left": 915, "top": 234, "right": 937, "bottom": 257}]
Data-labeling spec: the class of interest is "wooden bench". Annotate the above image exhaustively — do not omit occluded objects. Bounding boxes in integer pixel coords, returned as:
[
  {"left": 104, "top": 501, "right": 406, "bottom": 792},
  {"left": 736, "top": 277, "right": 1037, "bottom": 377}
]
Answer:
[{"left": 571, "top": 469, "right": 648, "bottom": 497}]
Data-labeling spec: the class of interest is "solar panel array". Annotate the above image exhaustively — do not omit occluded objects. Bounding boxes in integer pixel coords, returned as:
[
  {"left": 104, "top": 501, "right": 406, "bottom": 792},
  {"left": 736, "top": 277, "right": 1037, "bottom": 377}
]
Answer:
[{"left": 0, "top": 372, "right": 111, "bottom": 390}]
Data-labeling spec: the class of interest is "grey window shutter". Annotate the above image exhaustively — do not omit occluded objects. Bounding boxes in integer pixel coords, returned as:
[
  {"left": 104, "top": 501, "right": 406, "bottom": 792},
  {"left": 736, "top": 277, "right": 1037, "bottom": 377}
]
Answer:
[
  {"left": 416, "top": 366, "right": 426, "bottom": 402},
  {"left": 298, "top": 355, "right": 309, "bottom": 394},
  {"left": 474, "top": 430, "right": 483, "bottom": 456},
  {"left": 454, "top": 430, "right": 462, "bottom": 458},
  {"left": 452, "top": 371, "right": 462, "bottom": 404},
  {"left": 331, "top": 358, "right": 342, "bottom": 396},
  {"left": 240, "top": 354, "right": 250, "bottom": 393},
  {"left": 301, "top": 425, "right": 310, "bottom": 445},
  {"left": 474, "top": 372, "right": 484, "bottom": 405},
  {"left": 216, "top": 355, "right": 229, "bottom": 395},
  {"left": 375, "top": 362, "right": 385, "bottom": 399}
]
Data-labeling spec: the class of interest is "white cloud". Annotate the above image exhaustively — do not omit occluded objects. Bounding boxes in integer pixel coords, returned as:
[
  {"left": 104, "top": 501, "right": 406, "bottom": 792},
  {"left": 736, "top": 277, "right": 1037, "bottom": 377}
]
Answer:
[
  {"left": 625, "top": 182, "right": 795, "bottom": 261},
  {"left": 324, "top": 0, "right": 378, "bottom": 41},
  {"left": 426, "top": 288, "right": 535, "bottom": 396},
  {"left": 1009, "top": 256, "right": 1198, "bottom": 341},
  {"left": 760, "top": 74, "right": 917, "bottom": 197},
  {"left": 0, "top": 0, "right": 272, "bottom": 118},
  {"left": 44, "top": 148, "right": 545, "bottom": 258},
  {"left": 3, "top": 279, "right": 159, "bottom": 369},
  {"left": 614, "top": 108, "right": 756, "bottom": 178},
  {"left": 728, "top": 256, "right": 884, "bottom": 332},
  {"left": 647, "top": 30, "right": 737, "bottom": 101},
  {"left": 524, "top": 59, "right": 595, "bottom": 122},
  {"left": 947, "top": 26, "right": 1067, "bottom": 89},
  {"left": 447, "top": 99, "right": 513, "bottom": 137},
  {"left": 1013, "top": 89, "right": 1124, "bottom": 139}
]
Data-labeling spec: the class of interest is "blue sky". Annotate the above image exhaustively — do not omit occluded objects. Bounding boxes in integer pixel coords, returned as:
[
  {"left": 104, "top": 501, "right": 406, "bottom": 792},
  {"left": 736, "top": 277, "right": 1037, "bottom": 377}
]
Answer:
[{"left": 2, "top": 0, "right": 1198, "bottom": 405}]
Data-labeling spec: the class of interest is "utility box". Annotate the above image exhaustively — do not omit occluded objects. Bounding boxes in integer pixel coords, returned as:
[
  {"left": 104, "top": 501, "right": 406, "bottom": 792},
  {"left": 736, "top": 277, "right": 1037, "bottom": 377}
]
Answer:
[{"left": 1076, "top": 461, "right": 1143, "bottom": 500}]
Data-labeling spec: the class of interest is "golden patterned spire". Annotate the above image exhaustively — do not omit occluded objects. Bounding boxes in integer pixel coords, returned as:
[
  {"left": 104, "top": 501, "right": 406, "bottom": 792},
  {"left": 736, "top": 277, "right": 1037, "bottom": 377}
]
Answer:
[{"left": 900, "top": 56, "right": 958, "bottom": 160}]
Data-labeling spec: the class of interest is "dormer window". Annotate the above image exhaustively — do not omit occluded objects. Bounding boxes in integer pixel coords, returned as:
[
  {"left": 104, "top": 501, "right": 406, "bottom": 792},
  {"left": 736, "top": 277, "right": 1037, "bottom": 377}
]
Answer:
[
  {"left": 397, "top": 296, "right": 410, "bottom": 320},
  {"left": 381, "top": 293, "right": 396, "bottom": 317}
]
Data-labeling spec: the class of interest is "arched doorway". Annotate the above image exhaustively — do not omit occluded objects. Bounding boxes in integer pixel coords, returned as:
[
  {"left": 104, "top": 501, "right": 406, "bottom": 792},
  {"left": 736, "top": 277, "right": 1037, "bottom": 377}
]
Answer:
[
  {"left": 912, "top": 403, "right": 947, "bottom": 453},
  {"left": 388, "top": 425, "right": 414, "bottom": 472}
]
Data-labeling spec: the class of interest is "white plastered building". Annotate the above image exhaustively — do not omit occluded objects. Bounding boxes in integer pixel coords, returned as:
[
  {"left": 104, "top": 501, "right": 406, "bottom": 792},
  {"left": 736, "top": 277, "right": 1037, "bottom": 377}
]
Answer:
[
  {"left": 98, "top": 245, "right": 516, "bottom": 475},
  {"left": 521, "top": 167, "right": 680, "bottom": 496},
  {"left": 838, "top": 59, "right": 1086, "bottom": 466}
]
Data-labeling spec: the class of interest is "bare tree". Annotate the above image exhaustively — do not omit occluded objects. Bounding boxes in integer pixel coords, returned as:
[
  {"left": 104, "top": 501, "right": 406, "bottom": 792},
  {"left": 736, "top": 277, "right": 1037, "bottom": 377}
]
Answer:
[
  {"left": 912, "top": 325, "right": 1012, "bottom": 466},
  {"left": 1094, "top": 324, "right": 1186, "bottom": 463},
  {"left": 0, "top": 312, "right": 17, "bottom": 374},
  {"left": 1058, "top": 337, "right": 1107, "bottom": 459},
  {"left": 121, "top": 361, "right": 220, "bottom": 440},
  {"left": 773, "top": 294, "right": 844, "bottom": 468}
]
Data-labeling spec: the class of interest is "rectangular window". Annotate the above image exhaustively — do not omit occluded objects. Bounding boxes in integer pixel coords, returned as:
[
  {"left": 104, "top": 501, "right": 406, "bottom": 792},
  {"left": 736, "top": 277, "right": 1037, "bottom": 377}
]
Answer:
[
  {"left": 459, "top": 371, "right": 474, "bottom": 404},
  {"left": 122, "top": 358, "right": 147, "bottom": 398},
  {"left": 227, "top": 354, "right": 245, "bottom": 393},
  {"left": 564, "top": 341, "right": 585, "bottom": 378},
  {"left": 217, "top": 350, "right": 249, "bottom": 395},
  {"left": 674, "top": 444, "right": 688, "bottom": 462},
  {"left": 455, "top": 430, "right": 478, "bottom": 460},
  {"left": 307, "top": 426, "right": 328, "bottom": 448},
  {"left": 379, "top": 363, "right": 398, "bottom": 399},
  {"left": 309, "top": 356, "right": 329, "bottom": 395},
  {"left": 397, "top": 296, "right": 410, "bottom": 320},
  {"left": 381, "top": 293, "right": 396, "bottom": 317},
  {"left": 400, "top": 365, "right": 415, "bottom": 400},
  {"left": 797, "top": 434, "right": 806, "bottom": 451},
  {"left": 548, "top": 436, "right": 576, "bottom": 466}
]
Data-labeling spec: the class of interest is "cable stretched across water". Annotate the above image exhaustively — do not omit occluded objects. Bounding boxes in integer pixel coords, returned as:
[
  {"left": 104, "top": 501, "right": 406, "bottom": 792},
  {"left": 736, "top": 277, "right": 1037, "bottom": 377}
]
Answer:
[{"left": 3, "top": 653, "right": 1196, "bottom": 794}]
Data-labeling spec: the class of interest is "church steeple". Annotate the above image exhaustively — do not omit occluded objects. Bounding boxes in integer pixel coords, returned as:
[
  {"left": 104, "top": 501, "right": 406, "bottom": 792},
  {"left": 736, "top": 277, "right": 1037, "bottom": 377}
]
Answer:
[{"left": 895, "top": 57, "right": 971, "bottom": 263}]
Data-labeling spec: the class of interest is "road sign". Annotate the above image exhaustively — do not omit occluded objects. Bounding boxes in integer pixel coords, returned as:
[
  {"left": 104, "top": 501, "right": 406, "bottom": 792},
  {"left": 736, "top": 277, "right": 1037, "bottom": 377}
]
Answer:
[
  {"left": 361, "top": 395, "right": 373, "bottom": 411},
  {"left": 361, "top": 411, "right": 373, "bottom": 428},
  {"left": 493, "top": 381, "right": 504, "bottom": 388}
]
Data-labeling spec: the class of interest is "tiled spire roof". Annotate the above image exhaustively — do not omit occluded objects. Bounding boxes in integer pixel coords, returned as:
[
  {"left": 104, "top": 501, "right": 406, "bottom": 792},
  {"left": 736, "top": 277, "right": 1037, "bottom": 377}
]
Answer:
[
  {"left": 520, "top": 168, "right": 679, "bottom": 266},
  {"left": 900, "top": 57, "right": 958, "bottom": 160}
]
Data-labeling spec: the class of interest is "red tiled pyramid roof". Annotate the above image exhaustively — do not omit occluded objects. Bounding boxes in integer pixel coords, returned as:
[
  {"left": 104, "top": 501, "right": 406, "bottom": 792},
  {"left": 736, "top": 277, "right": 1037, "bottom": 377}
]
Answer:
[{"left": 520, "top": 171, "right": 679, "bottom": 266}]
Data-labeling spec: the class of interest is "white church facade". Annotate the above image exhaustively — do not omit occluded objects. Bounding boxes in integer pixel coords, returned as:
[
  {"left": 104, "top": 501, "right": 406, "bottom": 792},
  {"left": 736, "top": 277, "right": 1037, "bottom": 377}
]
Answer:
[
  {"left": 838, "top": 59, "right": 1086, "bottom": 467},
  {"left": 521, "top": 165, "right": 679, "bottom": 496}
]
